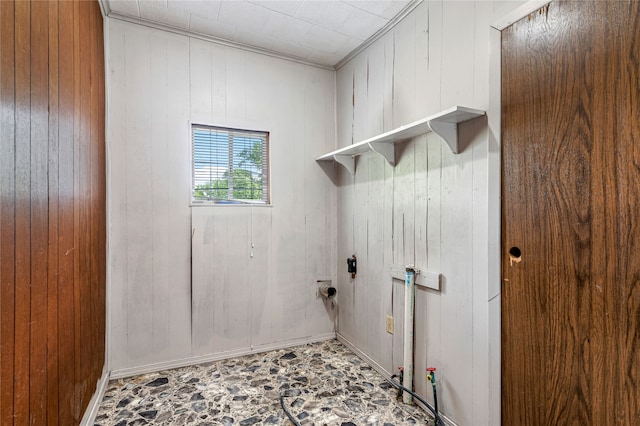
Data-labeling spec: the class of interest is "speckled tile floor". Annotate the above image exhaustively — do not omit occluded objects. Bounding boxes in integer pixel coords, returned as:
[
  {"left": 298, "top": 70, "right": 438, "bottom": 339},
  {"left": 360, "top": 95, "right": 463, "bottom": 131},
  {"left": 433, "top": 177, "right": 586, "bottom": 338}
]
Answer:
[{"left": 95, "top": 339, "right": 435, "bottom": 425}]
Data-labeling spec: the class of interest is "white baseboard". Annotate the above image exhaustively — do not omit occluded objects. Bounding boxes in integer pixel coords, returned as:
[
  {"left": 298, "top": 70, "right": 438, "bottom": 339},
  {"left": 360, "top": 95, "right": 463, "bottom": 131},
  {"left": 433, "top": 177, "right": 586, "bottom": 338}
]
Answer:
[
  {"left": 110, "top": 332, "right": 337, "bottom": 380},
  {"left": 336, "top": 333, "right": 458, "bottom": 426},
  {"left": 80, "top": 367, "right": 111, "bottom": 426},
  {"left": 438, "top": 412, "right": 458, "bottom": 426}
]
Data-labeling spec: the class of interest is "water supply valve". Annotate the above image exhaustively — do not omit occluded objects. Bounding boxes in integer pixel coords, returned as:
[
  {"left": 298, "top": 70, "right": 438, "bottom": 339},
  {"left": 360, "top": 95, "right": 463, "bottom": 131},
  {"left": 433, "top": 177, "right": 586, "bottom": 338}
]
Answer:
[
  {"left": 426, "top": 367, "right": 437, "bottom": 383},
  {"left": 426, "top": 367, "right": 439, "bottom": 415},
  {"left": 347, "top": 255, "right": 357, "bottom": 278}
]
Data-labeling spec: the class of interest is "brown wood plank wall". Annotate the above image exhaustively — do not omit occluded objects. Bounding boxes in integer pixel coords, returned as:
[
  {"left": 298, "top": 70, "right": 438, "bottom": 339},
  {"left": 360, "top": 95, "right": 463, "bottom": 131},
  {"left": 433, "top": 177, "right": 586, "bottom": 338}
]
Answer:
[{"left": 0, "top": 1, "right": 106, "bottom": 424}]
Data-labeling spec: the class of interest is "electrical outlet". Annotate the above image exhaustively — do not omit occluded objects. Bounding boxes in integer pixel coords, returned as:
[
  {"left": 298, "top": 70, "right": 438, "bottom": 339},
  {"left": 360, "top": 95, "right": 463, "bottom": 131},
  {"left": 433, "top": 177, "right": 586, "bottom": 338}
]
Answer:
[{"left": 386, "top": 315, "right": 394, "bottom": 334}]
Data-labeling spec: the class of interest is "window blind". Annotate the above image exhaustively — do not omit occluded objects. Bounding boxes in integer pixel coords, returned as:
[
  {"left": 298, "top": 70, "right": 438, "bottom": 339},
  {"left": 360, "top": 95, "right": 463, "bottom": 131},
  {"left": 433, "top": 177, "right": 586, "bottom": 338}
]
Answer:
[{"left": 192, "top": 125, "right": 269, "bottom": 204}]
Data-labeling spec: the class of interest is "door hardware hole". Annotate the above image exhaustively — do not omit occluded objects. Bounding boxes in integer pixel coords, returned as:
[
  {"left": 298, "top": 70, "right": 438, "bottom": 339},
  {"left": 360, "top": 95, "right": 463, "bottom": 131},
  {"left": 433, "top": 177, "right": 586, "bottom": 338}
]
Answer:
[{"left": 509, "top": 246, "right": 522, "bottom": 263}]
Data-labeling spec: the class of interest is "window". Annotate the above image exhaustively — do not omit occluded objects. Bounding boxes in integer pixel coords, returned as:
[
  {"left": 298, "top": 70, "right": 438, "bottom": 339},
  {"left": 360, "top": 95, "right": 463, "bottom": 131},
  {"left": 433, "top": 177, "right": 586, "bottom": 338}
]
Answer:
[{"left": 191, "top": 124, "right": 269, "bottom": 205}]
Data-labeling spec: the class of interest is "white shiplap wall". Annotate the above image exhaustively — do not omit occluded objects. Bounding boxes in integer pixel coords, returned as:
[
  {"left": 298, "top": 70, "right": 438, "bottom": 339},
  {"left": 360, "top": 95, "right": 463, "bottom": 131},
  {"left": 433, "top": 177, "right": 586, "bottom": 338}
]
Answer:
[
  {"left": 107, "top": 19, "right": 337, "bottom": 374},
  {"left": 335, "top": 1, "right": 525, "bottom": 425}
]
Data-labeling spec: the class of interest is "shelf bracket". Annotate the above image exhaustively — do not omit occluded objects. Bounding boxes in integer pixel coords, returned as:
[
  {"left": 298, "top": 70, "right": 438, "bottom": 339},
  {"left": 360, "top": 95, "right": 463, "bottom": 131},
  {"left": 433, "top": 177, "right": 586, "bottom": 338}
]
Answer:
[
  {"left": 333, "top": 154, "right": 355, "bottom": 175},
  {"left": 428, "top": 120, "right": 460, "bottom": 154},
  {"left": 368, "top": 141, "right": 395, "bottom": 166}
]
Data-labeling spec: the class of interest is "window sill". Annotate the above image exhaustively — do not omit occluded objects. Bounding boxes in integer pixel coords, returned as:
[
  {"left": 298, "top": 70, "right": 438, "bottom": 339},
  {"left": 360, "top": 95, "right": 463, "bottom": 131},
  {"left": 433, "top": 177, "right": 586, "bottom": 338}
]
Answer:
[{"left": 190, "top": 201, "right": 272, "bottom": 207}]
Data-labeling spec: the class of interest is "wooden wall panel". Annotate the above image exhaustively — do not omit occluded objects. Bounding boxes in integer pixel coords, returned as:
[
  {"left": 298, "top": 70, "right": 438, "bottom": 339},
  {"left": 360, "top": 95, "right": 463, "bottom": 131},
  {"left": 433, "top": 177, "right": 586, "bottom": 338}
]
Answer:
[
  {"left": 123, "top": 20, "right": 153, "bottom": 366},
  {"left": 0, "top": 0, "right": 106, "bottom": 424},
  {"left": 14, "top": 0, "right": 32, "bottom": 422},
  {"left": 57, "top": 0, "right": 77, "bottom": 421},
  {"left": 107, "top": 20, "right": 337, "bottom": 372},
  {"left": 148, "top": 31, "right": 171, "bottom": 362},
  {"left": 104, "top": 19, "right": 127, "bottom": 370},
  {"left": 334, "top": 1, "right": 519, "bottom": 425},
  {"left": 29, "top": 2, "right": 49, "bottom": 424},
  {"left": 78, "top": 0, "right": 91, "bottom": 412},
  {"left": 107, "top": 23, "right": 191, "bottom": 371},
  {"left": 71, "top": 0, "right": 82, "bottom": 417},
  {"left": 0, "top": 1, "right": 16, "bottom": 424},
  {"left": 163, "top": 34, "right": 192, "bottom": 362},
  {"left": 46, "top": 1, "right": 60, "bottom": 423}
]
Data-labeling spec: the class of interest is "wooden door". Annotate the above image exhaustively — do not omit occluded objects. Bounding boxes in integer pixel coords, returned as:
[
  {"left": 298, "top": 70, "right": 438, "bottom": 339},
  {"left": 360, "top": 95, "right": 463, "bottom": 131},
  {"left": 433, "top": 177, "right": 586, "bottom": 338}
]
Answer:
[{"left": 501, "top": 1, "right": 640, "bottom": 424}]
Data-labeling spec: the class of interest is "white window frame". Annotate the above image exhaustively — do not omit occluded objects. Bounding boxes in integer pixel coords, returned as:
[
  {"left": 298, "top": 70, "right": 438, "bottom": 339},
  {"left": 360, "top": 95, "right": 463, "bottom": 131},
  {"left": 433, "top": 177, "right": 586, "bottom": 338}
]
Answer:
[{"left": 190, "top": 123, "right": 271, "bottom": 206}]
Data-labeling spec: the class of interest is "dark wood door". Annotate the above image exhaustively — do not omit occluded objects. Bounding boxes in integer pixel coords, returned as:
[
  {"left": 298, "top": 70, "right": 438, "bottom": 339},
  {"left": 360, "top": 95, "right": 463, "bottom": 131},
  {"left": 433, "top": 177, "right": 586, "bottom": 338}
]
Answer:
[{"left": 502, "top": 1, "right": 640, "bottom": 424}]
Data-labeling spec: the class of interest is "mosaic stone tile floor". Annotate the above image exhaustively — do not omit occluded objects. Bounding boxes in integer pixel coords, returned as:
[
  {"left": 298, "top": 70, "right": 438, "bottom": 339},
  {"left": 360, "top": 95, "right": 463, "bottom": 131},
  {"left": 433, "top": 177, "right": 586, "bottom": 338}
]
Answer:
[{"left": 95, "top": 339, "right": 435, "bottom": 425}]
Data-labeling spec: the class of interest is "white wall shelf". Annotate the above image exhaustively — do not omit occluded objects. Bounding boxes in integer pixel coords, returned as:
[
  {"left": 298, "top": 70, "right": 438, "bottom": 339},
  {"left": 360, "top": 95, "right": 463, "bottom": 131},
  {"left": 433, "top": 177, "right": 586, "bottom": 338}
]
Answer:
[{"left": 316, "top": 105, "right": 485, "bottom": 174}]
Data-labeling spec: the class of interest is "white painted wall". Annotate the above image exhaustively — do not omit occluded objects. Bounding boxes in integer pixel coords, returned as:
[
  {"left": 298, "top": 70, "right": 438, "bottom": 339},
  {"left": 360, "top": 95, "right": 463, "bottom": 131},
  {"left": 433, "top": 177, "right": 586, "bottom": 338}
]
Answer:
[
  {"left": 107, "top": 19, "right": 337, "bottom": 373},
  {"left": 104, "top": 1, "right": 541, "bottom": 422},
  {"left": 335, "top": 2, "right": 525, "bottom": 425}
]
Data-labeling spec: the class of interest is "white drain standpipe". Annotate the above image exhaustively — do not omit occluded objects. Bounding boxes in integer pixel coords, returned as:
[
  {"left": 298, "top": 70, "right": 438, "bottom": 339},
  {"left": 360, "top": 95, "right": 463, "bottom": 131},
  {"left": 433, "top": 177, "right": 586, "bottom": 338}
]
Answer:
[{"left": 403, "top": 267, "right": 416, "bottom": 404}]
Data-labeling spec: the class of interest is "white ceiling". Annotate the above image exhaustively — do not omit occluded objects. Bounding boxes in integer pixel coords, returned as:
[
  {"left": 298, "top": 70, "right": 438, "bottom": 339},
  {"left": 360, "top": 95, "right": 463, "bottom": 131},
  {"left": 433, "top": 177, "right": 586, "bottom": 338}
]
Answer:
[{"left": 103, "top": 0, "right": 417, "bottom": 67}]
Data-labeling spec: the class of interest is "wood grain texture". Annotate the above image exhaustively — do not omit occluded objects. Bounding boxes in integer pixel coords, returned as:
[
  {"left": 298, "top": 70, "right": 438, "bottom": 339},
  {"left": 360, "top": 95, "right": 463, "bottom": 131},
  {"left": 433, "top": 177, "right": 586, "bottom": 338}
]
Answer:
[
  {"left": 72, "top": 0, "right": 83, "bottom": 416},
  {"left": 77, "top": 0, "right": 91, "bottom": 413},
  {"left": 57, "top": 0, "right": 76, "bottom": 422},
  {"left": 0, "top": 1, "right": 16, "bottom": 425},
  {"left": 0, "top": 1, "right": 105, "bottom": 424},
  {"left": 46, "top": 1, "right": 60, "bottom": 424},
  {"left": 502, "top": 1, "right": 640, "bottom": 424},
  {"left": 13, "top": 1, "right": 32, "bottom": 422},
  {"left": 29, "top": 2, "right": 49, "bottom": 424}
]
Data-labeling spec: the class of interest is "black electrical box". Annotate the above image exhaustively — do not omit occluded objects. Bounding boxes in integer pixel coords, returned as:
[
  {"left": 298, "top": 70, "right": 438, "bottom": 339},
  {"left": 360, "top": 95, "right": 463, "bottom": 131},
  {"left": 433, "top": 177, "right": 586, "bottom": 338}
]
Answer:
[{"left": 347, "top": 256, "right": 357, "bottom": 275}]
